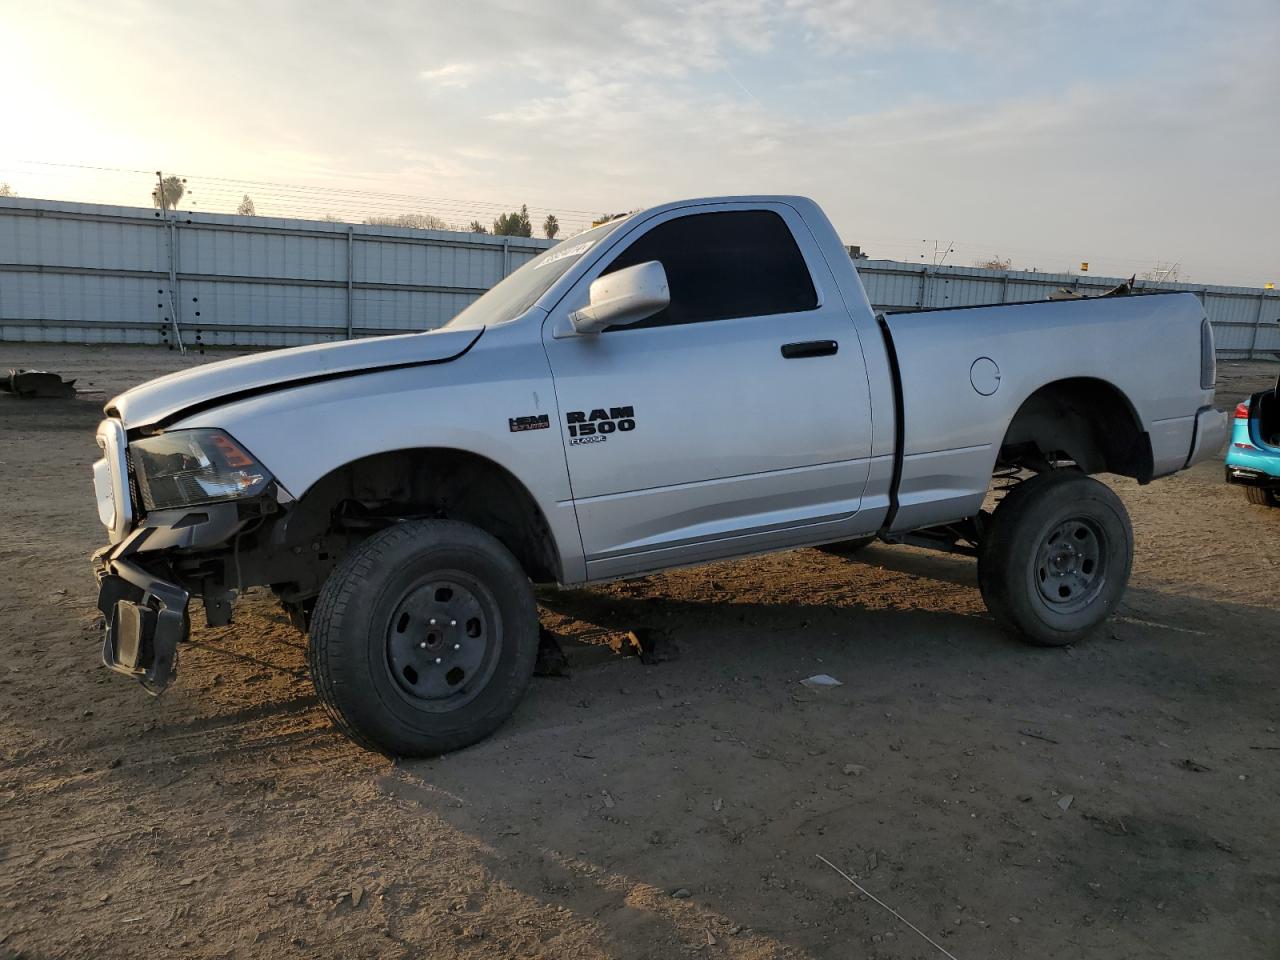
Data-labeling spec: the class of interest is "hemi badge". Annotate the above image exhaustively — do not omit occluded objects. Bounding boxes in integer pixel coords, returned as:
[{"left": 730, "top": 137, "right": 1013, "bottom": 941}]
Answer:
[{"left": 509, "top": 414, "right": 550, "bottom": 432}]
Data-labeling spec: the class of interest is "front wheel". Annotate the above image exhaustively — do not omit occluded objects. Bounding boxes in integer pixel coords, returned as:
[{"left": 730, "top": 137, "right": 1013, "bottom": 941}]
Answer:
[
  {"left": 1245, "top": 486, "right": 1280, "bottom": 507},
  {"left": 978, "top": 471, "right": 1132, "bottom": 647},
  {"left": 308, "top": 519, "right": 539, "bottom": 756}
]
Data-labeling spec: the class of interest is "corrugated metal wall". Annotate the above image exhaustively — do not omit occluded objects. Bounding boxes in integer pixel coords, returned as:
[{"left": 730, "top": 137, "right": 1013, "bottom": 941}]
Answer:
[
  {"left": 2, "top": 197, "right": 1276, "bottom": 358},
  {"left": 855, "top": 260, "right": 1280, "bottom": 360},
  {"left": 0, "top": 197, "right": 555, "bottom": 348}
]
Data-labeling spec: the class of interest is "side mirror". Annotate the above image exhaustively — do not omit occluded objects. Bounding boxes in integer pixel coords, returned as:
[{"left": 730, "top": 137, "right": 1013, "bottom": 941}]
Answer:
[{"left": 569, "top": 261, "right": 669, "bottom": 335}]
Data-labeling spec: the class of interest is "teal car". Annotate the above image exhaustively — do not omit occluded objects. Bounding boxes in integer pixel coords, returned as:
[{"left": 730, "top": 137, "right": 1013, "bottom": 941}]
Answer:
[{"left": 1225, "top": 376, "right": 1280, "bottom": 507}]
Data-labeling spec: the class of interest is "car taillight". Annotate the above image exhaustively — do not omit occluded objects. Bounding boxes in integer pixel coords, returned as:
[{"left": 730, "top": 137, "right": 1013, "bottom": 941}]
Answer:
[{"left": 1235, "top": 401, "right": 1250, "bottom": 420}]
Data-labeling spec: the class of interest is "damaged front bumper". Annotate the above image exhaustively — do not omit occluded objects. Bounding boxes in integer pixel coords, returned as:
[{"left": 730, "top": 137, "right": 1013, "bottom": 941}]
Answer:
[
  {"left": 95, "top": 552, "right": 189, "bottom": 694},
  {"left": 91, "top": 501, "right": 250, "bottom": 694}
]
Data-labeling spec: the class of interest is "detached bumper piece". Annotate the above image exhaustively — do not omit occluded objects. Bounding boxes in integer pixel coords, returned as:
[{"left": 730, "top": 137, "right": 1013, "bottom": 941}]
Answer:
[{"left": 97, "top": 560, "right": 189, "bottom": 694}]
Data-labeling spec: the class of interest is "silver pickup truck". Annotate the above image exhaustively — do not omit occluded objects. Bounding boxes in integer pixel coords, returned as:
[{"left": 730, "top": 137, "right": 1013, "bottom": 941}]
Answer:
[{"left": 91, "top": 195, "right": 1228, "bottom": 755}]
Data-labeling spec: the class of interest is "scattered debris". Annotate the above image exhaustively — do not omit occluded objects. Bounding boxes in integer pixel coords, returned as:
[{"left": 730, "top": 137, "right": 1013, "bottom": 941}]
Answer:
[
  {"left": 1, "top": 369, "right": 77, "bottom": 398},
  {"left": 533, "top": 627, "right": 569, "bottom": 677},
  {"left": 1018, "top": 728, "right": 1059, "bottom": 744},
  {"left": 614, "top": 627, "right": 680, "bottom": 665},
  {"left": 817, "top": 855, "right": 961, "bottom": 960},
  {"left": 1176, "top": 758, "right": 1212, "bottom": 772},
  {"left": 1057, "top": 794, "right": 1074, "bottom": 812},
  {"left": 712, "top": 797, "right": 723, "bottom": 812},
  {"left": 601, "top": 790, "right": 615, "bottom": 810},
  {"left": 842, "top": 763, "right": 868, "bottom": 776},
  {"left": 800, "top": 674, "right": 843, "bottom": 690}
]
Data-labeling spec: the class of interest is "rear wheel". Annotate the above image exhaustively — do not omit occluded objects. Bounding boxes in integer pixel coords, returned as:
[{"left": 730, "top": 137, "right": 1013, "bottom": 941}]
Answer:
[
  {"left": 978, "top": 471, "right": 1132, "bottom": 647},
  {"left": 1245, "top": 486, "right": 1280, "bottom": 507},
  {"left": 309, "top": 519, "right": 539, "bottom": 756}
]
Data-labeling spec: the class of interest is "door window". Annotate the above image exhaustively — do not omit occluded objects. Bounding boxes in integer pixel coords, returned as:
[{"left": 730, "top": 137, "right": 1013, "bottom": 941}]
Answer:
[{"left": 600, "top": 210, "right": 817, "bottom": 330}]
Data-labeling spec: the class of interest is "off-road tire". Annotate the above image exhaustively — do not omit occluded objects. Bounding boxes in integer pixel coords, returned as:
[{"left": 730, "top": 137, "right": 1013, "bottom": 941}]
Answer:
[
  {"left": 1245, "top": 486, "right": 1280, "bottom": 507},
  {"left": 817, "top": 536, "right": 877, "bottom": 557},
  {"left": 309, "top": 519, "right": 539, "bottom": 756},
  {"left": 978, "top": 471, "right": 1132, "bottom": 647}
]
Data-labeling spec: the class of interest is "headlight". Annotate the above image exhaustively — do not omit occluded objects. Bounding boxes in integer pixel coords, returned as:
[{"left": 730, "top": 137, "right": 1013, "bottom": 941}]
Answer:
[{"left": 130, "top": 429, "right": 272, "bottom": 511}]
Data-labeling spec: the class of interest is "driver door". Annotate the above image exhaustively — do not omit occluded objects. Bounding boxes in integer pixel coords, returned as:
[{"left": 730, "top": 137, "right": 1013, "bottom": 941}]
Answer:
[{"left": 542, "top": 202, "right": 874, "bottom": 580}]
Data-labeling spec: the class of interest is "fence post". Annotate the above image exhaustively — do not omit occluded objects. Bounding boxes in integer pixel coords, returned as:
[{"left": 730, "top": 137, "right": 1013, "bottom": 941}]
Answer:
[
  {"left": 346, "top": 225, "right": 354, "bottom": 339},
  {"left": 166, "top": 217, "right": 186, "bottom": 353},
  {"left": 1246, "top": 291, "right": 1267, "bottom": 361},
  {"left": 155, "top": 170, "right": 186, "bottom": 354}
]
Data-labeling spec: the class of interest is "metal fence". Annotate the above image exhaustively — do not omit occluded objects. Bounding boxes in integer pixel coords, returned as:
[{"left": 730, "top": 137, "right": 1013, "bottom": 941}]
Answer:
[
  {"left": 855, "top": 260, "right": 1280, "bottom": 360},
  {"left": 0, "top": 197, "right": 555, "bottom": 349},
  {"left": 1, "top": 197, "right": 1277, "bottom": 359}
]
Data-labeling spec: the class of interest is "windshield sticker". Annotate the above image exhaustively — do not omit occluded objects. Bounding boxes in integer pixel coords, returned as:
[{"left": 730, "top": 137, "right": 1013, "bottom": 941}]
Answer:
[{"left": 533, "top": 239, "right": 595, "bottom": 270}]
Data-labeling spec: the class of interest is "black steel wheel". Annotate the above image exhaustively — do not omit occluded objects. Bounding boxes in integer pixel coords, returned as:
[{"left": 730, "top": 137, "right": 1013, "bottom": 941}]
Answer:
[
  {"left": 309, "top": 520, "right": 539, "bottom": 756},
  {"left": 978, "top": 471, "right": 1132, "bottom": 647}
]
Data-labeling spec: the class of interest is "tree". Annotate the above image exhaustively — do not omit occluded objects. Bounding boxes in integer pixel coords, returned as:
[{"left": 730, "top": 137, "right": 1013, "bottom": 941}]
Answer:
[
  {"left": 364, "top": 212, "right": 451, "bottom": 230},
  {"left": 492, "top": 204, "right": 532, "bottom": 237},
  {"left": 0, "top": 182, "right": 13, "bottom": 197},
  {"left": 975, "top": 256, "right": 1012, "bottom": 271},
  {"left": 468, "top": 220, "right": 488, "bottom": 234},
  {"left": 543, "top": 213, "right": 560, "bottom": 239},
  {"left": 151, "top": 175, "right": 185, "bottom": 210},
  {"left": 237, "top": 194, "right": 256, "bottom": 216}
]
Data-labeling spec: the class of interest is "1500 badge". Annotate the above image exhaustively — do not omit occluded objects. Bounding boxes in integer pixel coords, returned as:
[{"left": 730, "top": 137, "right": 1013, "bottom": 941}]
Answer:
[{"left": 566, "top": 406, "right": 635, "bottom": 445}]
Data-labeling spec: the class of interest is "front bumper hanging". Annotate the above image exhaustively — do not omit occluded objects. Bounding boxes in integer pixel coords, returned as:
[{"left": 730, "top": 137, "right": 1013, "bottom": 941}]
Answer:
[{"left": 95, "top": 552, "right": 189, "bottom": 694}]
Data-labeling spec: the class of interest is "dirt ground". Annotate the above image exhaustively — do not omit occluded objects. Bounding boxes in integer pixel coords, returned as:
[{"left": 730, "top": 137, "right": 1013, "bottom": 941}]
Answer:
[{"left": 1, "top": 344, "right": 1277, "bottom": 960}]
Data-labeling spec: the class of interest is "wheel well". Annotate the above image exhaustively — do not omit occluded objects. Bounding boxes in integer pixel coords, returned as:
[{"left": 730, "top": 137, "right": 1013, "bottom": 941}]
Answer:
[
  {"left": 999, "top": 378, "right": 1153, "bottom": 483},
  {"left": 284, "top": 448, "right": 562, "bottom": 587}
]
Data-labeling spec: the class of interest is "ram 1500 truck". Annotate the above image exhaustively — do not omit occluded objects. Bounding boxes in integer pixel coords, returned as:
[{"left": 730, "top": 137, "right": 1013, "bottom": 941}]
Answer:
[{"left": 91, "top": 196, "right": 1229, "bottom": 756}]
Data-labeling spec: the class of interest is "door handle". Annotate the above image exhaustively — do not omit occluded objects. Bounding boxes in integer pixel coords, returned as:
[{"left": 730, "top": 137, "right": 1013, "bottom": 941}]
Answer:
[{"left": 781, "top": 340, "right": 838, "bottom": 359}]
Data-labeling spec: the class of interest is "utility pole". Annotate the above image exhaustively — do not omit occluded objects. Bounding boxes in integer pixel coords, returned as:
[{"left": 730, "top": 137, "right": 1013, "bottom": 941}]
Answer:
[{"left": 156, "top": 170, "right": 186, "bottom": 354}]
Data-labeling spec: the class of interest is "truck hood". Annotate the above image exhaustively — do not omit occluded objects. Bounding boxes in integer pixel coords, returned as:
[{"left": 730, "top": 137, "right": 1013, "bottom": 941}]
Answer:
[{"left": 107, "top": 326, "right": 483, "bottom": 429}]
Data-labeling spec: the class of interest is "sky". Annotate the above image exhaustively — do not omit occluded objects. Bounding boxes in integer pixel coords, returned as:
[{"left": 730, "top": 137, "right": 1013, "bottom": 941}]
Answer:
[{"left": 1, "top": 0, "right": 1277, "bottom": 285}]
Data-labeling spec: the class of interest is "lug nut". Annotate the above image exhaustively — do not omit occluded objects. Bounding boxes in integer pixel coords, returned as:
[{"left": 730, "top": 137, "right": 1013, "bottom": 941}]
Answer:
[
  {"left": 450, "top": 619, "right": 457, "bottom": 626},
  {"left": 429, "top": 618, "right": 437, "bottom": 626},
  {"left": 434, "top": 657, "right": 442, "bottom": 664},
  {"left": 419, "top": 641, "right": 427, "bottom": 649},
  {"left": 453, "top": 643, "right": 460, "bottom": 651}
]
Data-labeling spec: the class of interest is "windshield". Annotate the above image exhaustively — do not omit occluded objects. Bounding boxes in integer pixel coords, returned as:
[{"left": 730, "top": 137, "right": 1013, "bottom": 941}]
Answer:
[{"left": 443, "top": 218, "right": 629, "bottom": 330}]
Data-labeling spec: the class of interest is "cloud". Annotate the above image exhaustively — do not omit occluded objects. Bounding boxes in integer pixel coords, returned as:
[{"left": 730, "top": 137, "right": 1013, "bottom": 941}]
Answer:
[
  {"left": 11, "top": 0, "right": 1279, "bottom": 283},
  {"left": 419, "top": 62, "right": 483, "bottom": 89}
]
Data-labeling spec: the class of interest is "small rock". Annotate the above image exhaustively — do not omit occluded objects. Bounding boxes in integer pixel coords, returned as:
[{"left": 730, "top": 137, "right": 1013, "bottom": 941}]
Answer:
[
  {"left": 1057, "top": 794, "right": 1074, "bottom": 811},
  {"left": 1009, "top": 916, "right": 1022, "bottom": 924},
  {"left": 351, "top": 885, "right": 364, "bottom": 908},
  {"left": 842, "top": 763, "right": 868, "bottom": 776},
  {"left": 602, "top": 791, "right": 615, "bottom": 809},
  {"left": 712, "top": 797, "right": 723, "bottom": 812},
  {"left": 671, "top": 888, "right": 691, "bottom": 899}
]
